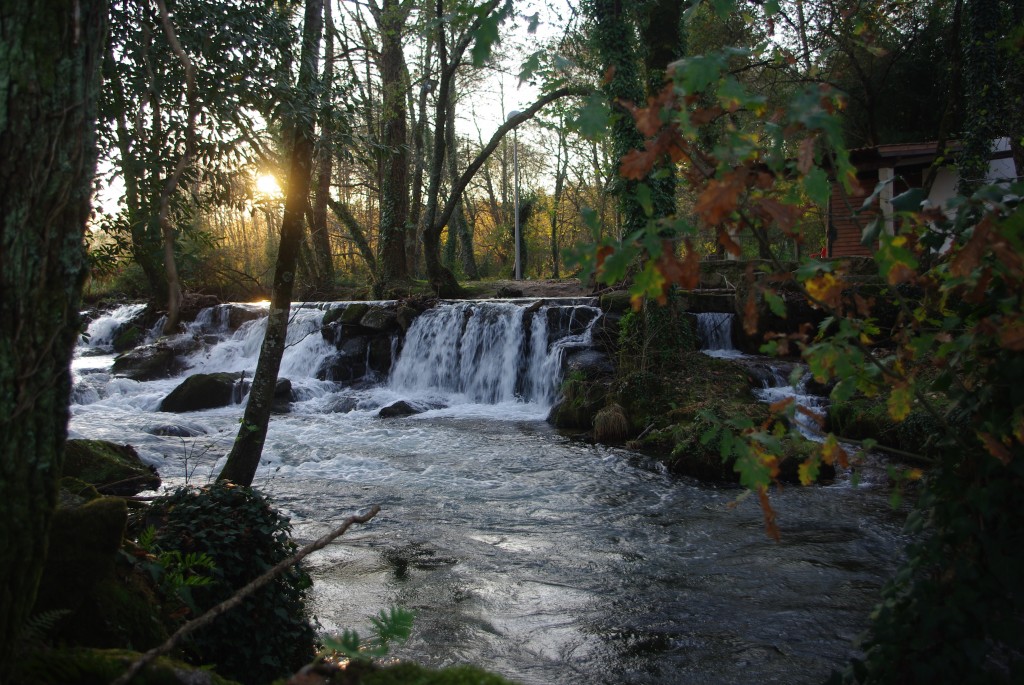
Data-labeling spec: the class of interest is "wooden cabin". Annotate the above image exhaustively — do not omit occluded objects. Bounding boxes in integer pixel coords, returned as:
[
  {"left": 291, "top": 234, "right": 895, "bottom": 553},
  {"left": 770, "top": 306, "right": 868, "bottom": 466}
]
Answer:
[{"left": 827, "top": 139, "right": 1017, "bottom": 257}]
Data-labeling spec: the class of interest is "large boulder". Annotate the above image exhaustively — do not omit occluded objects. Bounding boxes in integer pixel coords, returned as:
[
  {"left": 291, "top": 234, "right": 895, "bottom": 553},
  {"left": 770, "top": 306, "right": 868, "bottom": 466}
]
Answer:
[
  {"left": 226, "top": 303, "right": 265, "bottom": 330},
  {"left": 111, "top": 323, "right": 146, "bottom": 353},
  {"left": 360, "top": 306, "right": 398, "bottom": 331},
  {"left": 111, "top": 342, "right": 182, "bottom": 380},
  {"left": 38, "top": 493, "right": 124, "bottom": 586},
  {"left": 339, "top": 302, "right": 370, "bottom": 324},
  {"left": 63, "top": 439, "right": 161, "bottom": 496},
  {"left": 178, "top": 293, "right": 221, "bottom": 324},
  {"left": 159, "top": 372, "right": 242, "bottom": 412},
  {"left": 316, "top": 335, "right": 370, "bottom": 382},
  {"left": 395, "top": 304, "right": 423, "bottom": 332},
  {"left": 544, "top": 305, "right": 600, "bottom": 343}
]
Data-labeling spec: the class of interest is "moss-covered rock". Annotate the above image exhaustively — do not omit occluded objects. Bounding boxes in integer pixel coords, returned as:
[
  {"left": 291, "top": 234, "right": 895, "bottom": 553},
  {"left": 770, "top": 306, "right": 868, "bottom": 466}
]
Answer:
[
  {"left": 159, "top": 372, "right": 242, "bottom": 413},
  {"left": 63, "top": 439, "right": 161, "bottom": 496},
  {"left": 42, "top": 496, "right": 127, "bottom": 601},
  {"left": 322, "top": 306, "right": 347, "bottom": 327},
  {"left": 11, "top": 647, "right": 240, "bottom": 685},
  {"left": 340, "top": 302, "right": 371, "bottom": 325},
  {"left": 599, "top": 289, "right": 632, "bottom": 314},
  {"left": 617, "top": 353, "right": 832, "bottom": 483},
  {"left": 360, "top": 306, "right": 398, "bottom": 331},
  {"left": 112, "top": 325, "right": 145, "bottom": 352}
]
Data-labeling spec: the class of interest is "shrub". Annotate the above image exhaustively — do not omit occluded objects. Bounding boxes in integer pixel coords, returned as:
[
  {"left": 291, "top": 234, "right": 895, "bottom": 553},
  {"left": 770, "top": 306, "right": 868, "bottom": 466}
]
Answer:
[{"left": 142, "top": 482, "right": 316, "bottom": 684}]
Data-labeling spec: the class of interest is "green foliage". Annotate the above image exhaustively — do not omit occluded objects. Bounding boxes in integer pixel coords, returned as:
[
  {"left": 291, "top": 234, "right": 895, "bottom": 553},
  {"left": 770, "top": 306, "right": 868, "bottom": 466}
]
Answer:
[
  {"left": 320, "top": 607, "right": 415, "bottom": 663},
  {"left": 141, "top": 481, "right": 316, "bottom": 685},
  {"left": 135, "top": 525, "right": 215, "bottom": 615},
  {"left": 578, "top": 0, "right": 1024, "bottom": 679},
  {"left": 616, "top": 295, "right": 697, "bottom": 374}
]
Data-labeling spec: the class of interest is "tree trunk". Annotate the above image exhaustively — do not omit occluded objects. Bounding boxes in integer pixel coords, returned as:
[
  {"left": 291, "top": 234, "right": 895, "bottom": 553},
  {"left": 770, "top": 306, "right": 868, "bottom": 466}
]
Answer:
[
  {"left": 445, "top": 82, "right": 479, "bottom": 279},
  {"left": 408, "top": 34, "right": 434, "bottom": 277},
  {"left": 218, "top": 0, "right": 323, "bottom": 487},
  {"left": 153, "top": 0, "right": 197, "bottom": 335},
  {"left": 590, "top": 0, "right": 647, "bottom": 237},
  {"left": 374, "top": 0, "right": 412, "bottom": 294},
  {"left": 0, "top": 0, "right": 106, "bottom": 672},
  {"left": 309, "top": 0, "right": 337, "bottom": 295},
  {"left": 959, "top": 0, "right": 1001, "bottom": 193},
  {"left": 550, "top": 120, "right": 569, "bottom": 279}
]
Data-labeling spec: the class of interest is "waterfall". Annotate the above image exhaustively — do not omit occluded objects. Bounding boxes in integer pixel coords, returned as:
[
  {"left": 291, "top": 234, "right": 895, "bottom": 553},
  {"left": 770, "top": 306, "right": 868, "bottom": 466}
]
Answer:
[
  {"left": 389, "top": 300, "right": 601, "bottom": 406},
  {"left": 695, "top": 312, "right": 740, "bottom": 357},
  {"left": 186, "top": 305, "right": 333, "bottom": 379},
  {"left": 82, "top": 303, "right": 148, "bottom": 350}
]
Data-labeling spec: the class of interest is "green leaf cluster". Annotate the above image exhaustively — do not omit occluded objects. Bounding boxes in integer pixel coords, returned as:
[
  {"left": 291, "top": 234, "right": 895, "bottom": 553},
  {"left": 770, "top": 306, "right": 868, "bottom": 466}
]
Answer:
[{"left": 320, "top": 606, "right": 415, "bottom": 663}]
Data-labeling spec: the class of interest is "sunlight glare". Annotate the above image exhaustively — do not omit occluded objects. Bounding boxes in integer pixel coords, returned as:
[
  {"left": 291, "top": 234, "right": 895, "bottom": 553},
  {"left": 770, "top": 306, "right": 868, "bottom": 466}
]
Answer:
[{"left": 256, "top": 173, "right": 282, "bottom": 197}]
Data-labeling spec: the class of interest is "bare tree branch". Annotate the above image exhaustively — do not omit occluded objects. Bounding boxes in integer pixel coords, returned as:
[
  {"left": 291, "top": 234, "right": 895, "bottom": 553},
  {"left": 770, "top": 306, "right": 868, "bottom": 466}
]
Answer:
[{"left": 432, "top": 86, "right": 591, "bottom": 234}]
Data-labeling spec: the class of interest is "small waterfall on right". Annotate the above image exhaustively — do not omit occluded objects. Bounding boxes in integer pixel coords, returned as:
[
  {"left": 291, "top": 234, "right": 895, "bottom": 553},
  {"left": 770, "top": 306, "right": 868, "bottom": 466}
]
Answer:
[
  {"left": 752, "top": 364, "right": 829, "bottom": 440},
  {"left": 694, "top": 311, "right": 829, "bottom": 439}
]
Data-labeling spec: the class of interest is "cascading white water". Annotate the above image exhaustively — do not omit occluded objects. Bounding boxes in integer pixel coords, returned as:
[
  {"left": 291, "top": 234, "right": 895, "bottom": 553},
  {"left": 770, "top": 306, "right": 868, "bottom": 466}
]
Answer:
[
  {"left": 82, "top": 303, "right": 148, "bottom": 350},
  {"left": 186, "top": 305, "right": 334, "bottom": 380},
  {"left": 695, "top": 312, "right": 739, "bottom": 357},
  {"left": 389, "top": 300, "right": 601, "bottom": 406}
]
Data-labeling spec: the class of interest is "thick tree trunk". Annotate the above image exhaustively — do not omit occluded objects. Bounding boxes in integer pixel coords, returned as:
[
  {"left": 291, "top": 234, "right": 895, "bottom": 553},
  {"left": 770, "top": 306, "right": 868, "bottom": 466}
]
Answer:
[
  {"left": 590, "top": 0, "right": 648, "bottom": 236},
  {"left": 218, "top": 0, "right": 323, "bottom": 487},
  {"left": 309, "top": 0, "right": 337, "bottom": 295},
  {"left": 153, "top": 0, "right": 196, "bottom": 336},
  {"left": 408, "top": 35, "right": 433, "bottom": 277},
  {"left": 959, "top": 0, "right": 1002, "bottom": 193},
  {"left": 0, "top": 0, "right": 106, "bottom": 671},
  {"left": 374, "top": 0, "right": 412, "bottom": 293}
]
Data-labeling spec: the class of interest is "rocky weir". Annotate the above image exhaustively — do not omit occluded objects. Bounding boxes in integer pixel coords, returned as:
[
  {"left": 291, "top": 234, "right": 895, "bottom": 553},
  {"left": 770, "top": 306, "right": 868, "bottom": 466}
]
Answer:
[{"left": 80, "top": 297, "right": 609, "bottom": 418}]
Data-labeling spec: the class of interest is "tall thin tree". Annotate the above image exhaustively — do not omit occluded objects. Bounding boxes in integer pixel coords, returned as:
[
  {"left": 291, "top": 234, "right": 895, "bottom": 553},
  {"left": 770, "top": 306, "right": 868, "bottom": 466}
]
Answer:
[{"left": 219, "top": 0, "right": 324, "bottom": 486}]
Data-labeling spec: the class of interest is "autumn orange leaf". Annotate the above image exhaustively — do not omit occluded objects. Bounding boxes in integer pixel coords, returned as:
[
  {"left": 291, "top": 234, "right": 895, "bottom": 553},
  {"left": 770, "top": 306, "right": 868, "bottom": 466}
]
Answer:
[
  {"left": 822, "top": 434, "right": 849, "bottom": 468},
  {"left": 797, "top": 405, "right": 825, "bottom": 428},
  {"left": 769, "top": 396, "right": 794, "bottom": 414},
  {"left": 743, "top": 290, "right": 759, "bottom": 335},
  {"left": 979, "top": 432, "right": 1012, "bottom": 465},
  {"left": 950, "top": 217, "right": 991, "bottom": 277},
  {"left": 717, "top": 226, "right": 743, "bottom": 256},
  {"left": 619, "top": 147, "right": 659, "bottom": 180},
  {"left": 758, "top": 197, "right": 803, "bottom": 232},
  {"left": 695, "top": 171, "right": 746, "bottom": 225},
  {"left": 595, "top": 245, "right": 614, "bottom": 278}
]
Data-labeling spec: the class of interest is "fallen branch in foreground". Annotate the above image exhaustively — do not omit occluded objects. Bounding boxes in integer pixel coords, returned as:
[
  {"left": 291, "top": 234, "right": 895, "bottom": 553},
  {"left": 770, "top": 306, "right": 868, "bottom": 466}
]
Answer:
[{"left": 112, "top": 504, "right": 382, "bottom": 685}]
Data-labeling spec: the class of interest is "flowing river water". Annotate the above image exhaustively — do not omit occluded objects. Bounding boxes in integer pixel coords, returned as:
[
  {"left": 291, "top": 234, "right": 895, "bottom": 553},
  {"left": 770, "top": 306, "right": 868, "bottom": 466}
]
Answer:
[{"left": 69, "top": 302, "right": 906, "bottom": 684}]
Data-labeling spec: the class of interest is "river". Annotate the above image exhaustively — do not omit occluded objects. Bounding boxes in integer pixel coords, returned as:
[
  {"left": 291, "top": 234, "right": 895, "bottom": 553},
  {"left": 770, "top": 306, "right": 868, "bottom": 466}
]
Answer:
[{"left": 69, "top": 302, "right": 905, "bottom": 684}]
